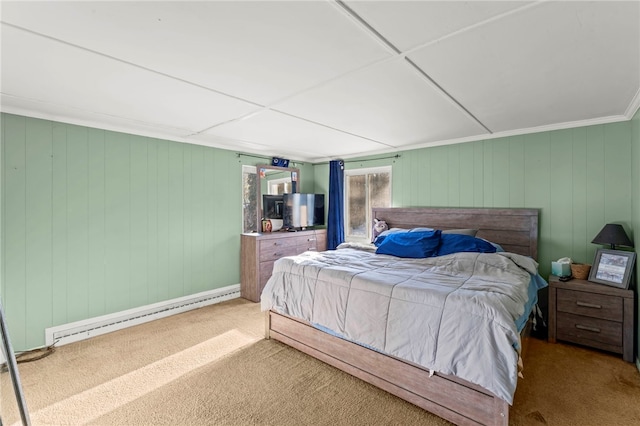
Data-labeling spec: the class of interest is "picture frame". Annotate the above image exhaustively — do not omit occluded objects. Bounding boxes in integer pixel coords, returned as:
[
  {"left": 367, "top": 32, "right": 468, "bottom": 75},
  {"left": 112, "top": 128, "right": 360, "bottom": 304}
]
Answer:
[{"left": 588, "top": 249, "right": 636, "bottom": 289}]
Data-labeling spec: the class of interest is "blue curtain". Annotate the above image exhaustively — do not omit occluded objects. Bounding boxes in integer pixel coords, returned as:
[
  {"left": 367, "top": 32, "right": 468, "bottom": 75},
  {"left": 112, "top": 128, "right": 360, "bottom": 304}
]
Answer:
[{"left": 327, "top": 160, "right": 345, "bottom": 250}]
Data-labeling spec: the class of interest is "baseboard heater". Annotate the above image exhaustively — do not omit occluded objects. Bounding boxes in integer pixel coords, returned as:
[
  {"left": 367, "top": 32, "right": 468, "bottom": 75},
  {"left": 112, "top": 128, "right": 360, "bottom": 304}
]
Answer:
[{"left": 45, "top": 285, "right": 240, "bottom": 347}]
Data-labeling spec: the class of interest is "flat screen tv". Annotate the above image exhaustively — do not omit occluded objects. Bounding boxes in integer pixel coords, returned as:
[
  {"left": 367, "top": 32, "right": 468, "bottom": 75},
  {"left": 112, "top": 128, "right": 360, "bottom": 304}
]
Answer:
[
  {"left": 262, "top": 194, "right": 284, "bottom": 220},
  {"left": 283, "top": 193, "right": 325, "bottom": 230}
]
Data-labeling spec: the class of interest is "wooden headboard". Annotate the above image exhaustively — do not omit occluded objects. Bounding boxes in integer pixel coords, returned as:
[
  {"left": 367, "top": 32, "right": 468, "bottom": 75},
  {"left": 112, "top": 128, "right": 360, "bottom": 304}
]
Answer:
[{"left": 371, "top": 207, "right": 539, "bottom": 260}]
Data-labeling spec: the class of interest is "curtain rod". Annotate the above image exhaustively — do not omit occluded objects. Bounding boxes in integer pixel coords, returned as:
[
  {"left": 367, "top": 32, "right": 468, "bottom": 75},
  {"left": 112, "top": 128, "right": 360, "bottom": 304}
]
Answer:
[
  {"left": 314, "top": 154, "right": 401, "bottom": 166},
  {"left": 236, "top": 152, "right": 306, "bottom": 166},
  {"left": 236, "top": 151, "right": 399, "bottom": 166},
  {"left": 236, "top": 152, "right": 270, "bottom": 160}
]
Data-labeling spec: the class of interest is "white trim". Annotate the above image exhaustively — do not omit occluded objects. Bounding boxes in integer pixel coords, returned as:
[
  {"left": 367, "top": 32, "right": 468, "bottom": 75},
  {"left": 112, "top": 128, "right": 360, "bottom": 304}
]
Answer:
[
  {"left": 625, "top": 88, "right": 640, "bottom": 119},
  {"left": 45, "top": 285, "right": 240, "bottom": 347},
  {"left": 0, "top": 104, "right": 311, "bottom": 162},
  {"left": 4, "top": 104, "right": 637, "bottom": 165},
  {"left": 312, "top": 114, "right": 634, "bottom": 163}
]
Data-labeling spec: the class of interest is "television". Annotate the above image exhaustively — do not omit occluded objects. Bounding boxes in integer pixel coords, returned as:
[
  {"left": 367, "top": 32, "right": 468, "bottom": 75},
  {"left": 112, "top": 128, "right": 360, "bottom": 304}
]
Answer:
[
  {"left": 283, "top": 193, "right": 325, "bottom": 230},
  {"left": 262, "top": 194, "right": 284, "bottom": 220}
]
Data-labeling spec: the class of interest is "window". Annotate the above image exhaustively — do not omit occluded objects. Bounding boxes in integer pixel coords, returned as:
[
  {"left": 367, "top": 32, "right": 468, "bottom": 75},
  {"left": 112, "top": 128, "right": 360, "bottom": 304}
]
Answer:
[
  {"left": 345, "top": 166, "right": 391, "bottom": 242},
  {"left": 242, "top": 165, "right": 257, "bottom": 233}
]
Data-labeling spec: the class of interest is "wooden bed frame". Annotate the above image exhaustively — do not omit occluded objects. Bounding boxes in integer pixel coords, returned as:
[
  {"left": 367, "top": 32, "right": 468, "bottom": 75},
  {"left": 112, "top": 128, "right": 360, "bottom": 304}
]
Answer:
[{"left": 265, "top": 207, "right": 540, "bottom": 426}]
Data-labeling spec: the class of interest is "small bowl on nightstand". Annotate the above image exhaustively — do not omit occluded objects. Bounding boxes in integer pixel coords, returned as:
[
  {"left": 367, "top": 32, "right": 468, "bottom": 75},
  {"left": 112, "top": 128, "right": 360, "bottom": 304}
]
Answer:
[{"left": 570, "top": 263, "right": 591, "bottom": 280}]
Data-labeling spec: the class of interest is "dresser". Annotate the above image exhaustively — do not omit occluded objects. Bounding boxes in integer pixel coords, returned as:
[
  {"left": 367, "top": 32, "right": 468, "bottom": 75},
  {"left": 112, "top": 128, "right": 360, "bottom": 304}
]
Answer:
[
  {"left": 240, "top": 229, "right": 327, "bottom": 302},
  {"left": 548, "top": 275, "right": 635, "bottom": 362}
]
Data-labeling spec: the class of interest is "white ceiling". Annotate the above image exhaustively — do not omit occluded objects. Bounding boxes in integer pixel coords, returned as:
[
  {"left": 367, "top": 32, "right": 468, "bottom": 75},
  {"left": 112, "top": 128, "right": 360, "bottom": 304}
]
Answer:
[{"left": 1, "top": 1, "right": 639, "bottom": 163}]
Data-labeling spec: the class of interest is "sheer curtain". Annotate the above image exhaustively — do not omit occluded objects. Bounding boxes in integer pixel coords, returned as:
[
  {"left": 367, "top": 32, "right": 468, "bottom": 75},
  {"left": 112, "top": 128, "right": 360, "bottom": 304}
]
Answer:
[{"left": 327, "top": 160, "right": 345, "bottom": 250}]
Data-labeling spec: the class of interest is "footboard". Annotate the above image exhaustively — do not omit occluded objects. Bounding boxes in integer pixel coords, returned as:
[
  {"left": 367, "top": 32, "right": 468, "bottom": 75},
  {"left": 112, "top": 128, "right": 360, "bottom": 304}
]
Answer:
[{"left": 266, "top": 310, "right": 509, "bottom": 426}]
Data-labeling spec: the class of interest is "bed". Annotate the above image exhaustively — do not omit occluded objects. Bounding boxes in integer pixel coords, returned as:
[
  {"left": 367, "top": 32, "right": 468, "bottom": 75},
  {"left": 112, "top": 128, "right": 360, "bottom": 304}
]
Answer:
[{"left": 261, "top": 207, "right": 543, "bottom": 425}]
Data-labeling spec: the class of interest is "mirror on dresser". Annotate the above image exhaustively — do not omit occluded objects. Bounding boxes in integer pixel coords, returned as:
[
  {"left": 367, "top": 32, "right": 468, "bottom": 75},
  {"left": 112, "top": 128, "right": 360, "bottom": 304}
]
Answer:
[{"left": 256, "top": 164, "right": 300, "bottom": 232}]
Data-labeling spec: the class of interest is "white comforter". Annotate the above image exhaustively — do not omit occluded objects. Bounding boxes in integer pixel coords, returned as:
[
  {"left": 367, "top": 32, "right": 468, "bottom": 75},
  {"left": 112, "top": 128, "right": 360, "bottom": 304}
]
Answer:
[{"left": 261, "top": 247, "right": 538, "bottom": 403}]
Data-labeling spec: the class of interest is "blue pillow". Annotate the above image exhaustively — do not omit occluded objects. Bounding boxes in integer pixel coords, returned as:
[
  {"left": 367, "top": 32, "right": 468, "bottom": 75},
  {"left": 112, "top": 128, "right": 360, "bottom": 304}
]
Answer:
[
  {"left": 374, "top": 227, "right": 436, "bottom": 245},
  {"left": 437, "top": 234, "right": 497, "bottom": 256},
  {"left": 373, "top": 228, "right": 407, "bottom": 245},
  {"left": 376, "top": 230, "right": 441, "bottom": 258}
]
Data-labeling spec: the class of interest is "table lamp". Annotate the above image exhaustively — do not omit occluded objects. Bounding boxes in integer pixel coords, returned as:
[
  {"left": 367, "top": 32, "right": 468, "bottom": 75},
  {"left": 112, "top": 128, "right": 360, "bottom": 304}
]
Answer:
[{"left": 591, "top": 223, "right": 633, "bottom": 249}]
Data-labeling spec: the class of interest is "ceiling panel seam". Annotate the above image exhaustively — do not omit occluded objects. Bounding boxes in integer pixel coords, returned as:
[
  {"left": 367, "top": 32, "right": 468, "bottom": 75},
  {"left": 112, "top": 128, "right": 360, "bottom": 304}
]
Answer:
[
  {"left": 115, "top": 0, "right": 532, "bottom": 137},
  {"left": 3, "top": 17, "right": 397, "bottom": 140},
  {"left": 271, "top": 109, "right": 395, "bottom": 149},
  {"left": 401, "top": 1, "right": 547, "bottom": 58},
  {"left": 191, "top": 0, "right": 405, "bottom": 135},
  {"left": 334, "top": 0, "right": 401, "bottom": 55},
  {"left": 403, "top": 57, "right": 492, "bottom": 134},
  {"left": 187, "top": 105, "right": 395, "bottom": 150},
  {"left": 0, "top": 22, "right": 265, "bottom": 109},
  {"left": 331, "top": 0, "right": 492, "bottom": 134},
  {"left": 1, "top": 3, "right": 536, "bottom": 144}
]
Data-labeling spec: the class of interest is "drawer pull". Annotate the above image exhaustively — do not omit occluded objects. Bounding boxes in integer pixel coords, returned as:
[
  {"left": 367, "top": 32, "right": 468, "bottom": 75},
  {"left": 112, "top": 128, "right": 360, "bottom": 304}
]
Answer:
[
  {"left": 272, "top": 252, "right": 282, "bottom": 257},
  {"left": 575, "top": 324, "right": 600, "bottom": 333},
  {"left": 307, "top": 238, "right": 316, "bottom": 242},
  {"left": 576, "top": 301, "right": 602, "bottom": 309}
]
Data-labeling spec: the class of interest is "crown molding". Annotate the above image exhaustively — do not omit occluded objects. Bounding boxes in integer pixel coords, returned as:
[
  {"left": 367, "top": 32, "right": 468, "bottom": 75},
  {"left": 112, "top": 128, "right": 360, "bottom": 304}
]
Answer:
[
  {"left": 2, "top": 104, "right": 635, "bottom": 166},
  {"left": 625, "top": 88, "right": 640, "bottom": 119}
]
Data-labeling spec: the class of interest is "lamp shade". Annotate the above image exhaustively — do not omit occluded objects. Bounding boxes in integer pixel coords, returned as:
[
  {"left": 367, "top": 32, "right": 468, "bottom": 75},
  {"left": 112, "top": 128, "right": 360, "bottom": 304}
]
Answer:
[{"left": 591, "top": 224, "right": 633, "bottom": 249}]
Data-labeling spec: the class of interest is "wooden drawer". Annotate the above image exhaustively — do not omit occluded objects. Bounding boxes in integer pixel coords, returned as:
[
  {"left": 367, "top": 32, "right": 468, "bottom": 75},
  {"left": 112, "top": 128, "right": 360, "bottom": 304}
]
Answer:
[
  {"left": 259, "top": 238, "right": 289, "bottom": 251},
  {"left": 556, "top": 312, "right": 622, "bottom": 347},
  {"left": 297, "top": 241, "right": 318, "bottom": 253},
  {"left": 294, "top": 234, "right": 318, "bottom": 248},
  {"left": 259, "top": 244, "right": 298, "bottom": 262},
  {"left": 556, "top": 288, "right": 622, "bottom": 322},
  {"left": 300, "top": 230, "right": 327, "bottom": 251}
]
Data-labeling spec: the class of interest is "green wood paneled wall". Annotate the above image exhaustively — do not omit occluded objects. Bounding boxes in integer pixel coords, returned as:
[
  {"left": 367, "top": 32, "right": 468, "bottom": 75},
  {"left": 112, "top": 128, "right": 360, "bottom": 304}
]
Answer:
[
  {"left": 314, "top": 121, "right": 635, "bottom": 281},
  {"left": 2, "top": 112, "right": 638, "bottom": 352},
  {"left": 1, "top": 114, "right": 244, "bottom": 350},
  {"left": 399, "top": 125, "right": 633, "bottom": 278}
]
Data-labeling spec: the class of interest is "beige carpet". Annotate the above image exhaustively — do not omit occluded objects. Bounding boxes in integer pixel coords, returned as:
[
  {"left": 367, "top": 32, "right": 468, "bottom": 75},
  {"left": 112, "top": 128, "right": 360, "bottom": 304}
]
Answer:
[{"left": 2, "top": 298, "right": 639, "bottom": 425}]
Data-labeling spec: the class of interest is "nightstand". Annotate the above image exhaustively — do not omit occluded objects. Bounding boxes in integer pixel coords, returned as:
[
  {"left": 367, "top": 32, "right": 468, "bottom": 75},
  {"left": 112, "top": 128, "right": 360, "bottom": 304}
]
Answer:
[{"left": 548, "top": 275, "right": 635, "bottom": 362}]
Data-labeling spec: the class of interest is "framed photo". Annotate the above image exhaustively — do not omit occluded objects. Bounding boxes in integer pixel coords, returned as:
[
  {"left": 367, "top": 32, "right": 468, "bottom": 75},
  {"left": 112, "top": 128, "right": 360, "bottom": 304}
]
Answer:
[{"left": 588, "top": 249, "right": 636, "bottom": 289}]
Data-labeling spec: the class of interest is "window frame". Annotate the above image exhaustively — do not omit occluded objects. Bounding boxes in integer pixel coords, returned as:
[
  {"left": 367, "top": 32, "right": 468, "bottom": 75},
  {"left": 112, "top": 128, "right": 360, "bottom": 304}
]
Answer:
[{"left": 344, "top": 165, "right": 392, "bottom": 243}]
